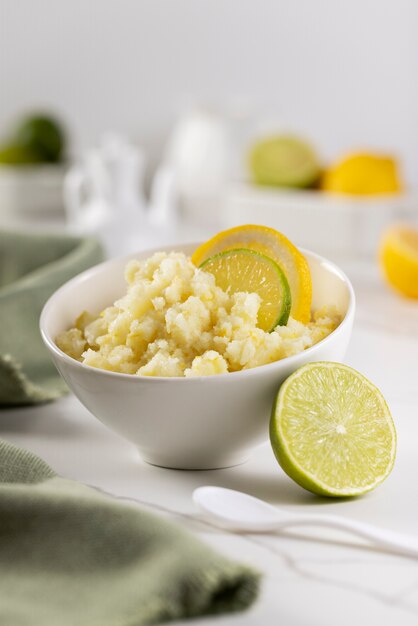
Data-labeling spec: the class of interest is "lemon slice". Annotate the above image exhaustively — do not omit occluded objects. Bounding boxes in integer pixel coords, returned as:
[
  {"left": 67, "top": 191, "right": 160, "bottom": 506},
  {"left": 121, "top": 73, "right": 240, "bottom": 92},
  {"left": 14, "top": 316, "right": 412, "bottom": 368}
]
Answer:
[
  {"left": 200, "top": 248, "right": 291, "bottom": 331},
  {"left": 379, "top": 225, "right": 418, "bottom": 298},
  {"left": 270, "top": 363, "right": 397, "bottom": 497},
  {"left": 192, "top": 225, "right": 312, "bottom": 323}
]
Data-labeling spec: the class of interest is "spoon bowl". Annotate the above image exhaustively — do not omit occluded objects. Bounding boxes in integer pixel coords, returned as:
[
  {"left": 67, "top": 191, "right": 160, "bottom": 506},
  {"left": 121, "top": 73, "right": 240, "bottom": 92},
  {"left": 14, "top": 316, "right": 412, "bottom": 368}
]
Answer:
[{"left": 193, "top": 486, "right": 285, "bottom": 532}]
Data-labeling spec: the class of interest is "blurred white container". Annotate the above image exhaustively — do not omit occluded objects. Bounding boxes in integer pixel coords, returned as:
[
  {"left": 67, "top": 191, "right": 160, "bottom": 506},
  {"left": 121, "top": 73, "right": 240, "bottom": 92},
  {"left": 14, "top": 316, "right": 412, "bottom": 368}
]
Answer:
[
  {"left": 64, "top": 134, "right": 147, "bottom": 256},
  {"left": 0, "top": 165, "right": 65, "bottom": 226},
  {"left": 223, "top": 183, "right": 418, "bottom": 260},
  {"left": 163, "top": 108, "right": 234, "bottom": 225},
  {"left": 64, "top": 134, "right": 146, "bottom": 230}
]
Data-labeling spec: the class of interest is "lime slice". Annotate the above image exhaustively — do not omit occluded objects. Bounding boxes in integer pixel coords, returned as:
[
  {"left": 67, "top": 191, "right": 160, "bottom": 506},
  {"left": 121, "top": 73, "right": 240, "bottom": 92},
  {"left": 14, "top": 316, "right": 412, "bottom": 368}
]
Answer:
[
  {"left": 250, "top": 135, "right": 320, "bottom": 188},
  {"left": 270, "top": 362, "right": 396, "bottom": 497},
  {"left": 200, "top": 248, "right": 292, "bottom": 331}
]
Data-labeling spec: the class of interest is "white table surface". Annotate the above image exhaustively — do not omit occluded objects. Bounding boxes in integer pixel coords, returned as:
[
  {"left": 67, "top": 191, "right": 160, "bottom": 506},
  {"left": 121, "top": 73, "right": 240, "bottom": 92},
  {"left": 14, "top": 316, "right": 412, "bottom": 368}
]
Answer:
[{"left": 1, "top": 238, "right": 418, "bottom": 626}]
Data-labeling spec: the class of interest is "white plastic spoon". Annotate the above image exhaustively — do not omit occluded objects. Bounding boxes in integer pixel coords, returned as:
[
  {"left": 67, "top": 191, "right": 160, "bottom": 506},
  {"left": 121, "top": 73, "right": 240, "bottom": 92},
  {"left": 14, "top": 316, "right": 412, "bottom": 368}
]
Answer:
[{"left": 193, "top": 486, "right": 418, "bottom": 559}]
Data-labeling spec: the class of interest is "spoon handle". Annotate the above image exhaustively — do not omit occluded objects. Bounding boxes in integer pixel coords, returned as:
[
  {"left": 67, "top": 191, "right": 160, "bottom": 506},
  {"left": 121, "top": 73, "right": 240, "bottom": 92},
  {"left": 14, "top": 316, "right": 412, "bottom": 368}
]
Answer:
[{"left": 280, "top": 515, "right": 418, "bottom": 558}]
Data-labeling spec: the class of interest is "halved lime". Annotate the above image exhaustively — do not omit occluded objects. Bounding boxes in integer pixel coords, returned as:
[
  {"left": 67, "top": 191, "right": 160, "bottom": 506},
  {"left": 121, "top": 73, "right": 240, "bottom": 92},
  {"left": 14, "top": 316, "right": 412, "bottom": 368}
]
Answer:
[
  {"left": 200, "top": 248, "right": 291, "bottom": 331},
  {"left": 249, "top": 135, "right": 320, "bottom": 188},
  {"left": 270, "top": 362, "right": 396, "bottom": 497}
]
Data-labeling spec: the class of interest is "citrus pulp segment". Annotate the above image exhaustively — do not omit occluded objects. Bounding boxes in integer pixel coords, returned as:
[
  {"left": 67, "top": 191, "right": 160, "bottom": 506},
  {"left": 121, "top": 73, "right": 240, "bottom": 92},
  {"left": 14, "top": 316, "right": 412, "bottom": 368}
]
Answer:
[
  {"left": 270, "top": 362, "right": 396, "bottom": 497},
  {"left": 200, "top": 248, "right": 291, "bottom": 331},
  {"left": 192, "top": 225, "right": 312, "bottom": 323}
]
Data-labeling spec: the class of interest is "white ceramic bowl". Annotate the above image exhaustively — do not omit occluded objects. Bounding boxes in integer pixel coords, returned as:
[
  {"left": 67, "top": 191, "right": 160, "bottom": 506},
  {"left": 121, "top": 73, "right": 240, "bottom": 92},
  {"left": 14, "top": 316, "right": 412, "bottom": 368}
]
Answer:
[{"left": 40, "top": 243, "right": 355, "bottom": 470}]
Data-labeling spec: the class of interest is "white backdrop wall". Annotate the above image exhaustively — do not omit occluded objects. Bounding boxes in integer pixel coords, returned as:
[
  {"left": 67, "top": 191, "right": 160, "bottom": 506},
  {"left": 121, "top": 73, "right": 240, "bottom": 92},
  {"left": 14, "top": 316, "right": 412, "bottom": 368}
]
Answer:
[{"left": 0, "top": 0, "right": 417, "bottom": 184}]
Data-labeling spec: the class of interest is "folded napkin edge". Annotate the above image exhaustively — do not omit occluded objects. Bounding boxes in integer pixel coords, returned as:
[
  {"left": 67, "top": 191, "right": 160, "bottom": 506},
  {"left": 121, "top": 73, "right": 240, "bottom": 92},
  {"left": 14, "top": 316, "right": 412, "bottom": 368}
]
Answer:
[
  {"left": 0, "top": 236, "right": 103, "bottom": 297},
  {"left": 0, "top": 354, "right": 67, "bottom": 406},
  {"left": 0, "top": 439, "right": 56, "bottom": 484}
]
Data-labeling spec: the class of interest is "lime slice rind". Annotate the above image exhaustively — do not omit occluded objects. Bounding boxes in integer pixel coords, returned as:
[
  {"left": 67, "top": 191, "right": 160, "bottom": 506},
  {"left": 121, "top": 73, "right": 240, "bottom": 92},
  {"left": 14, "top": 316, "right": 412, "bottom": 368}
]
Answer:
[
  {"left": 200, "top": 248, "right": 292, "bottom": 331},
  {"left": 270, "top": 362, "right": 397, "bottom": 497}
]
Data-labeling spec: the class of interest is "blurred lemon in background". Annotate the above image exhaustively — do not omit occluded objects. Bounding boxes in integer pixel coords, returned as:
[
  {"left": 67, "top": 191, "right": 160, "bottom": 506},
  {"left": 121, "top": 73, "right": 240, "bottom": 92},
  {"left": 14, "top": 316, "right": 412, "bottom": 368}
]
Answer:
[
  {"left": 322, "top": 152, "right": 402, "bottom": 195},
  {"left": 379, "top": 225, "right": 418, "bottom": 298},
  {"left": 249, "top": 135, "right": 321, "bottom": 189}
]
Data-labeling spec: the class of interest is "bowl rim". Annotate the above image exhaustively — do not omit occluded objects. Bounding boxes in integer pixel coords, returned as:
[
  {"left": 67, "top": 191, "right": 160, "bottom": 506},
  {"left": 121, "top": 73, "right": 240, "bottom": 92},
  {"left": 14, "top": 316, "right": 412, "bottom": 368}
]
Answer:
[{"left": 40, "top": 243, "right": 356, "bottom": 383}]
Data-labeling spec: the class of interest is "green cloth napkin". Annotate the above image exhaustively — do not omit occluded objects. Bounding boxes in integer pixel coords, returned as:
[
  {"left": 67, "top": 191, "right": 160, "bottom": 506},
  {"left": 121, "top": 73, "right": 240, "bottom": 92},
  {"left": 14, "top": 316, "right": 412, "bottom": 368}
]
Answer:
[
  {"left": 0, "top": 439, "right": 259, "bottom": 625},
  {"left": 0, "top": 230, "right": 104, "bottom": 406}
]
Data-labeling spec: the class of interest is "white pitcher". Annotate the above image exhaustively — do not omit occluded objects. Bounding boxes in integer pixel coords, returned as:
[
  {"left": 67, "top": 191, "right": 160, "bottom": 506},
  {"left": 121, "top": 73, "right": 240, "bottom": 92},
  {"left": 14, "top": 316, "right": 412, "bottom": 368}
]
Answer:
[{"left": 64, "top": 134, "right": 146, "bottom": 254}]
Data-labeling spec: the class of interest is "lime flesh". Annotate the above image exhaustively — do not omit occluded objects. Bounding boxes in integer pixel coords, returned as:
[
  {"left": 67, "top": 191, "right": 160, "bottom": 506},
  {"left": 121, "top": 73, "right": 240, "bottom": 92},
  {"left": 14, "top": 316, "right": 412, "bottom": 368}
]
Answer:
[
  {"left": 200, "top": 248, "right": 292, "bottom": 331},
  {"left": 270, "top": 362, "right": 396, "bottom": 497}
]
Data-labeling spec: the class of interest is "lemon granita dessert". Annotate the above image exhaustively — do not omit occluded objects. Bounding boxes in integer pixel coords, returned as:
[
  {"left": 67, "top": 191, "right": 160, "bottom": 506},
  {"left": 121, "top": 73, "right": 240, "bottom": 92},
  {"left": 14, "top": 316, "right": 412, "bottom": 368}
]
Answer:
[{"left": 56, "top": 226, "right": 341, "bottom": 377}]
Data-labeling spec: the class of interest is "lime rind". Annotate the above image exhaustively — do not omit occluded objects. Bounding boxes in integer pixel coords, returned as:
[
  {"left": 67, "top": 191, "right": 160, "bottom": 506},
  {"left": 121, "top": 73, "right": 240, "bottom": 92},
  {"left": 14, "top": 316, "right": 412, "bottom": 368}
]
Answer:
[
  {"left": 270, "top": 362, "right": 397, "bottom": 497},
  {"left": 200, "top": 248, "right": 292, "bottom": 330}
]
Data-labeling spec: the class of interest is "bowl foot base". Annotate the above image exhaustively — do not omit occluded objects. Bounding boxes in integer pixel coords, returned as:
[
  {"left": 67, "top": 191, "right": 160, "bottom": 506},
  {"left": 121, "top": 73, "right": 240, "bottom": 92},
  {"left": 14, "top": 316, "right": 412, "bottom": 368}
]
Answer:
[{"left": 138, "top": 449, "right": 251, "bottom": 471}]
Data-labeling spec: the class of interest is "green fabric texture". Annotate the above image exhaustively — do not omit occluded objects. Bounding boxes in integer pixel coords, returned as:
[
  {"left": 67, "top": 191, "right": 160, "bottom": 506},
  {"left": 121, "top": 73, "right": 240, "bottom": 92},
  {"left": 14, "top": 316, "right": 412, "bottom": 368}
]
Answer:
[
  {"left": 0, "top": 439, "right": 260, "bottom": 625},
  {"left": 0, "top": 230, "right": 104, "bottom": 406}
]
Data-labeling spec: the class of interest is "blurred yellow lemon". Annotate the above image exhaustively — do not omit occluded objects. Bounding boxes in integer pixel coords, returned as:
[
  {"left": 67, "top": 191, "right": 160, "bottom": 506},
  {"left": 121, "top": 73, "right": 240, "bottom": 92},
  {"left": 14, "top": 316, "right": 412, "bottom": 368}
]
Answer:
[
  {"left": 379, "top": 225, "right": 418, "bottom": 298},
  {"left": 322, "top": 152, "right": 402, "bottom": 195}
]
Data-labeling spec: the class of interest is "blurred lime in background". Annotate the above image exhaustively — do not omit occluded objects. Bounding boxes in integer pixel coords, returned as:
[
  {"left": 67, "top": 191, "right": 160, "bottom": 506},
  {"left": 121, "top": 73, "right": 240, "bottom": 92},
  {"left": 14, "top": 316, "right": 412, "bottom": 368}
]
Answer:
[
  {"left": 0, "top": 144, "right": 42, "bottom": 165},
  {"left": 249, "top": 135, "right": 321, "bottom": 189},
  {"left": 0, "top": 113, "right": 66, "bottom": 165}
]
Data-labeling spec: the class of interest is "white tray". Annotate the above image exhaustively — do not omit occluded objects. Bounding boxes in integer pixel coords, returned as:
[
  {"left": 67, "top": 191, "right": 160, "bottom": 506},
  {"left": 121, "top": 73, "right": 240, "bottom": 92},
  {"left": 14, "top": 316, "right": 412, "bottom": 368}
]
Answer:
[
  {"left": 223, "top": 183, "right": 418, "bottom": 260},
  {"left": 0, "top": 165, "right": 66, "bottom": 227}
]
